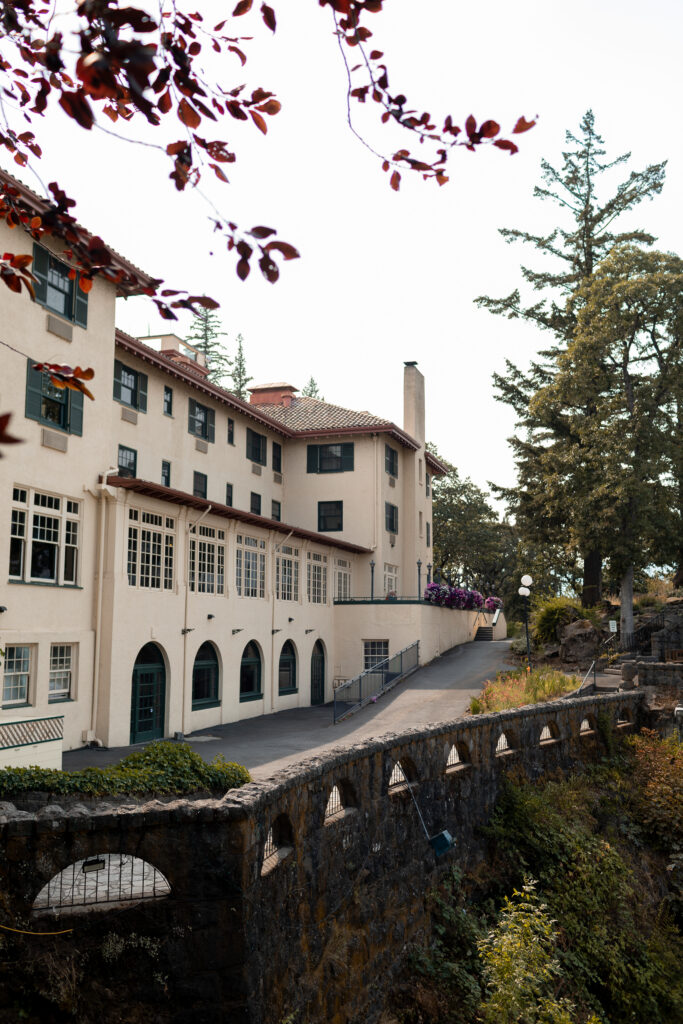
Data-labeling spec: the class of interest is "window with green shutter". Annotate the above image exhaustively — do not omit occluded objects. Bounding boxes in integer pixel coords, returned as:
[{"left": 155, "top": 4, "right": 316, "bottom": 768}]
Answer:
[
  {"left": 385, "top": 502, "right": 399, "bottom": 534},
  {"left": 113, "top": 360, "right": 148, "bottom": 412},
  {"left": 246, "top": 428, "right": 267, "bottom": 465},
  {"left": 32, "top": 243, "right": 88, "bottom": 326},
  {"left": 306, "top": 443, "right": 354, "bottom": 473},
  {"left": 188, "top": 398, "right": 215, "bottom": 442},
  {"left": 385, "top": 444, "right": 398, "bottom": 477},
  {"left": 25, "top": 358, "right": 83, "bottom": 436},
  {"left": 272, "top": 441, "right": 282, "bottom": 472}
]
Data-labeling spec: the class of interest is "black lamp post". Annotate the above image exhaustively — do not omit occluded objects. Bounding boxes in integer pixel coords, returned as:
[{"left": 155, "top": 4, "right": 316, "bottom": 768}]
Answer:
[
  {"left": 370, "top": 559, "right": 376, "bottom": 601},
  {"left": 427, "top": 563, "right": 432, "bottom": 584},
  {"left": 417, "top": 559, "right": 422, "bottom": 597},
  {"left": 518, "top": 574, "right": 533, "bottom": 670}
]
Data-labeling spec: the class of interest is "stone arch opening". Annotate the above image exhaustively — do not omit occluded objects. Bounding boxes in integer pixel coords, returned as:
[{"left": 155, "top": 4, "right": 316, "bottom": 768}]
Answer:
[
  {"left": 261, "top": 813, "right": 294, "bottom": 875},
  {"left": 33, "top": 853, "right": 171, "bottom": 917},
  {"left": 446, "top": 740, "right": 471, "bottom": 771},
  {"left": 539, "top": 721, "right": 560, "bottom": 744},
  {"left": 495, "top": 730, "right": 514, "bottom": 755}
]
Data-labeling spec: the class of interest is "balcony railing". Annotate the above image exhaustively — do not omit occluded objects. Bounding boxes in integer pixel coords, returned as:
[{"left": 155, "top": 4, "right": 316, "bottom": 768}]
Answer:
[{"left": 334, "top": 594, "right": 426, "bottom": 605}]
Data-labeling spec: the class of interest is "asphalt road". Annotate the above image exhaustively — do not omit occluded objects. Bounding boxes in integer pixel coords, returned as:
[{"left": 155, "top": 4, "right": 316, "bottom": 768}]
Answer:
[{"left": 63, "top": 640, "right": 513, "bottom": 781}]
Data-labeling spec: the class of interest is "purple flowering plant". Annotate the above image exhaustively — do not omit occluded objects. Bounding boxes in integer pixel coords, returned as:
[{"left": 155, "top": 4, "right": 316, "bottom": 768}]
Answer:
[{"left": 423, "top": 583, "right": 498, "bottom": 611}]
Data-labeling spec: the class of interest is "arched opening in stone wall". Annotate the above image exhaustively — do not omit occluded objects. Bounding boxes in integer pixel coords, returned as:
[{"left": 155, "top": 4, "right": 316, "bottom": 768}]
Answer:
[
  {"left": 388, "top": 758, "right": 417, "bottom": 792},
  {"left": 261, "top": 813, "right": 294, "bottom": 875},
  {"left": 32, "top": 854, "right": 171, "bottom": 917},
  {"left": 539, "top": 722, "right": 560, "bottom": 744},
  {"left": 580, "top": 716, "right": 596, "bottom": 734},
  {"left": 446, "top": 741, "right": 470, "bottom": 771},
  {"left": 495, "top": 731, "right": 513, "bottom": 755},
  {"left": 617, "top": 707, "right": 632, "bottom": 726}
]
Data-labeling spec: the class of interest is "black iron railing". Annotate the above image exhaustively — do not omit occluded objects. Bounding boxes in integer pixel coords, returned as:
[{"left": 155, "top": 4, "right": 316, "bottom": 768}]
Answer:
[
  {"left": 334, "top": 595, "right": 425, "bottom": 605},
  {"left": 619, "top": 613, "right": 666, "bottom": 654},
  {"left": 333, "top": 641, "right": 420, "bottom": 723}
]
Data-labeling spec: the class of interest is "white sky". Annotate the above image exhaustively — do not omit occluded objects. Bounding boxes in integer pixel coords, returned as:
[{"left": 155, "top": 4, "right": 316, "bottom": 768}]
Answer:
[{"left": 3, "top": 0, "right": 682, "bottom": 506}]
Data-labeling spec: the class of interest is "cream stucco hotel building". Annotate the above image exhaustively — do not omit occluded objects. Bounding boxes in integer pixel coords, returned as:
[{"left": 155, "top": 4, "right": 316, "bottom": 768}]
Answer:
[{"left": 0, "top": 176, "right": 503, "bottom": 765}]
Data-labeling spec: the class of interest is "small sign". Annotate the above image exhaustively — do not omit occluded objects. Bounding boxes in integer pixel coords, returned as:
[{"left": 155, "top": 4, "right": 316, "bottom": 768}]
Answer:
[{"left": 609, "top": 620, "right": 618, "bottom": 633}]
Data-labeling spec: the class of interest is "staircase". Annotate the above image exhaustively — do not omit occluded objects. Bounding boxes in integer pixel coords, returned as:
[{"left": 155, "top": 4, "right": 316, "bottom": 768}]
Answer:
[{"left": 474, "top": 626, "right": 493, "bottom": 641}]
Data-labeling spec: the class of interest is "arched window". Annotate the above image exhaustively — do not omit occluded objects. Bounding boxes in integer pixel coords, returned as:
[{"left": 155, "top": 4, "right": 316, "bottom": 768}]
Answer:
[
  {"left": 240, "top": 642, "right": 262, "bottom": 702},
  {"left": 192, "top": 641, "right": 219, "bottom": 709},
  {"left": 278, "top": 641, "right": 297, "bottom": 695},
  {"left": 33, "top": 854, "right": 170, "bottom": 917}
]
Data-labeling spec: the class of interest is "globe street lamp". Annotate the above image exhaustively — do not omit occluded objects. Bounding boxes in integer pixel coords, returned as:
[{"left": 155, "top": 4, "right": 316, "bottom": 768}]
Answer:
[{"left": 518, "top": 575, "right": 533, "bottom": 670}]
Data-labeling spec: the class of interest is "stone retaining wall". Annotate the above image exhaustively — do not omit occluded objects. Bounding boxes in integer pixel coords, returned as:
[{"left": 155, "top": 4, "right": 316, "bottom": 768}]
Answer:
[{"left": 0, "top": 691, "right": 645, "bottom": 1024}]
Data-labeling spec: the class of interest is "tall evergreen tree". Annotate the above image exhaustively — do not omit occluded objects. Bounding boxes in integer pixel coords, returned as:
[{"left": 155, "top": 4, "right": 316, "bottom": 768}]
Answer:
[
  {"left": 301, "top": 377, "right": 324, "bottom": 400},
  {"left": 476, "top": 111, "right": 666, "bottom": 605},
  {"left": 230, "top": 333, "right": 252, "bottom": 400},
  {"left": 185, "top": 309, "right": 231, "bottom": 386}
]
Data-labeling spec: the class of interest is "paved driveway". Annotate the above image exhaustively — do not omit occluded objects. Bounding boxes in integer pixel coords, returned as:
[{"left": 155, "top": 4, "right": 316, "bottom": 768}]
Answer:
[{"left": 63, "top": 640, "right": 513, "bottom": 781}]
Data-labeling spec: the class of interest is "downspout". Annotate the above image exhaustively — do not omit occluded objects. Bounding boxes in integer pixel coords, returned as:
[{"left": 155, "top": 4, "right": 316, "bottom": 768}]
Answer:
[
  {"left": 90, "top": 468, "right": 118, "bottom": 745},
  {"left": 182, "top": 504, "right": 213, "bottom": 736},
  {"left": 270, "top": 529, "right": 294, "bottom": 713}
]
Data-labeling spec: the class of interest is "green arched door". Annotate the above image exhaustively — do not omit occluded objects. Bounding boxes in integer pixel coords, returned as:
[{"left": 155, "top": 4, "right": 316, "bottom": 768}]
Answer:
[
  {"left": 130, "top": 643, "right": 166, "bottom": 744},
  {"left": 310, "top": 641, "right": 325, "bottom": 706}
]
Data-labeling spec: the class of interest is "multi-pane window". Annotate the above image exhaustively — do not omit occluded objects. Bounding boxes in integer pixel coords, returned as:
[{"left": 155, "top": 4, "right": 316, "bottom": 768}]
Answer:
[
  {"left": 127, "top": 509, "right": 175, "bottom": 590},
  {"left": 161, "top": 460, "right": 171, "bottom": 488},
  {"left": 307, "top": 443, "right": 354, "bottom": 473},
  {"left": 307, "top": 552, "right": 328, "bottom": 604},
  {"left": 193, "top": 471, "right": 207, "bottom": 499},
  {"left": 192, "top": 642, "right": 220, "bottom": 708},
  {"left": 32, "top": 244, "right": 88, "bottom": 326},
  {"left": 25, "top": 358, "right": 84, "bottom": 436},
  {"left": 363, "top": 640, "right": 389, "bottom": 671},
  {"left": 250, "top": 492, "right": 261, "bottom": 516},
  {"left": 278, "top": 640, "right": 297, "bottom": 695},
  {"left": 246, "top": 428, "right": 267, "bottom": 465},
  {"left": 9, "top": 488, "right": 80, "bottom": 585},
  {"left": 113, "top": 360, "right": 148, "bottom": 411},
  {"left": 225, "top": 483, "right": 233, "bottom": 506},
  {"left": 335, "top": 558, "right": 351, "bottom": 600},
  {"left": 271, "top": 500, "right": 281, "bottom": 522},
  {"left": 3, "top": 646, "right": 31, "bottom": 705},
  {"left": 318, "top": 501, "right": 343, "bottom": 532},
  {"left": 385, "top": 502, "right": 399, "bottom": 534},
  {"left": 275, "top": 546, "right": 299, "bottom": 601},
  {"left": 118, "top": 445, "right": 137, "bottom": 478},
  {"left": 227, "top": 418, "right": 235, "bottom": 445},
  {"left": 189, "top": 525, "right": 225, "bottom": 594},
  {"left": 235, "top": 534, "right": 266, "bottom": 598},
  {"left": 272, "top": 442, "right": 282, "bottom": 473},
  {"left": 385, "top": 444, "right": 399, "bottom": 478},
  {"left": 426, "top": 473, "right": 431, "bottom": 497},
  {"left": 163, "top": 386, "right": 173, "bottom": 416},
  {"left": 188, "top": 398, "right": 215, "bottom": 442},
  {"left": 426, "top": 522, "right": 431, "bottom": 548},
  {"left": 49, "top": 644, "right": 73, "bottom": 701},
  {"left": 384, "top": 563, "right": 399, "bottom": 594}
]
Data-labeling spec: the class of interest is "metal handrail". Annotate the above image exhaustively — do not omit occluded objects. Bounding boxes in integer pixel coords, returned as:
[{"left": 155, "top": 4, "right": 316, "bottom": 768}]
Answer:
[{"left": 333, "top": 641, "right": 420, "bottom": 723}]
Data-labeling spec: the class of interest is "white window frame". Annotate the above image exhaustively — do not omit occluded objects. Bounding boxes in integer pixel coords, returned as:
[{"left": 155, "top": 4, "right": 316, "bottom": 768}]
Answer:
[
  {"left": 276, "top": 546, "right": 299, "bottom": 602},
  {"left": 236, "top": 534, "right": 266, "bottom": 598},
  {"left": 307, "top": 552, "right": 328, "bottom": 604},
  {"left": 3, "top": 645, "right": 32, "bottom": 706},
  {"left": 363, "top": 640, "right": 389, "bottom": 671},
  {"left": 127, "top": 508, "right": 175, "bottom": 591},
  {"left": 189, "top": 525, "right": 226, "bottom": 595},
  {"left": 49, "top": 643, "right": 75, "bottom": 702},
  {"left": 9, "top": 487, "right": 80, "bottom": 587},
  {"left": 334, "top": 558, "right": 351, "bottom": 600},
  {"left": 383, "top": 563, "right": 399, "bottom": 595}
]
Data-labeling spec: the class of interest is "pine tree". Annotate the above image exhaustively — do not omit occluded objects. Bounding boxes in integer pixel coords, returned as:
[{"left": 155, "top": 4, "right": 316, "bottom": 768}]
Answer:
[
  {"left": 185, "top": 309, "right": 231, "bottom": 386},
  {"left": 301, "top": 377, "right": 324, "bottom": 400},
  {"left": 476, "top": 111, "right": 666, "bottom": 605},
  {"left": 230, "top": 334, "right": 252, "bottom": 400}
]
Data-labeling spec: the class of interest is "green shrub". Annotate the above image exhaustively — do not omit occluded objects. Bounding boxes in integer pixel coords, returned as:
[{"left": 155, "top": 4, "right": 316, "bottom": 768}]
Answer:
[
  {"left": 0, "top": 741, "right": 250, "bottom": 797},
  {"left": 531, "top": 596, "right": 600, "bottom": 645}
]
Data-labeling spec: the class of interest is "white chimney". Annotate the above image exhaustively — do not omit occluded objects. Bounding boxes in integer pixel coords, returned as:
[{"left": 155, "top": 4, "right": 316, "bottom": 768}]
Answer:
[{"left": 403, "top": 361, "right": 425, "bottom": 443}]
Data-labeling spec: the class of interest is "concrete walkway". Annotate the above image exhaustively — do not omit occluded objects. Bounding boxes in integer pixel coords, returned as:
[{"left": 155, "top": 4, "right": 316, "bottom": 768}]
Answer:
[{"left": 63, "top": 640, "right": 513, "bottom": 781}]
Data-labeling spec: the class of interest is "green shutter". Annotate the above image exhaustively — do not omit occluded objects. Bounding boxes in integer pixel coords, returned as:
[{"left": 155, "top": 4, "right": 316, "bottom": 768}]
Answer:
[
  {"left": 32, "top": 245, "right": 48, "bottom": 306},
  {"left": 342, "top": 443, "right": 354, "bottom": 471},
  {"left": 68, "top": 389, "right": 84, "bottom": 436},
  {"left": 307, "top": 445, "right": 318, "bottom": 473},
  {"left": 74, "top": 276, "right": 88, "bottom": 328},
  {"left": 188, "top": 398, "right": 196, "bottom": 434},
  {"left": 207, "top": 408, "right": 215, "bottom": 443},
  {"left": 25, "top": 358, "right": 44, "bottom": 423},
  {"left": 113, "top": 360, "right": 123, "bottom": 403},
  {"left": 137, "top": 371, "right": 148, "bottom": 413},
  {"left": 259, "top": 433, "right": 266, "bottom": 465}
]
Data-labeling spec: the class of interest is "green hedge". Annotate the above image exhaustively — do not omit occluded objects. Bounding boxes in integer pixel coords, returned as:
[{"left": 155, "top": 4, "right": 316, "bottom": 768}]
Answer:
[{"left": 0, "top": 741, "right": 250, "bottom": 797}]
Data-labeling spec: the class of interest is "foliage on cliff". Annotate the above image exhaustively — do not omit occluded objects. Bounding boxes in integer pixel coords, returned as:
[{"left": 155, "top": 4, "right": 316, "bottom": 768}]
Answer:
[
  {"left": 0, "top": 741, "right": 250, "bottom": 797},
  {"left": 388, "top": 733, "right": 683, "bottom": 1024},
  {"left": 469, "top": 667, "right": 579, "bottom": 714}
]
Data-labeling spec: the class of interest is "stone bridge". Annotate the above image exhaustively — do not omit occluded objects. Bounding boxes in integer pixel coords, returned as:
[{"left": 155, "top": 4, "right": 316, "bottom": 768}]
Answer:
[{"left": 0, "top": 690, "right": 656, "bottom": 1024}]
